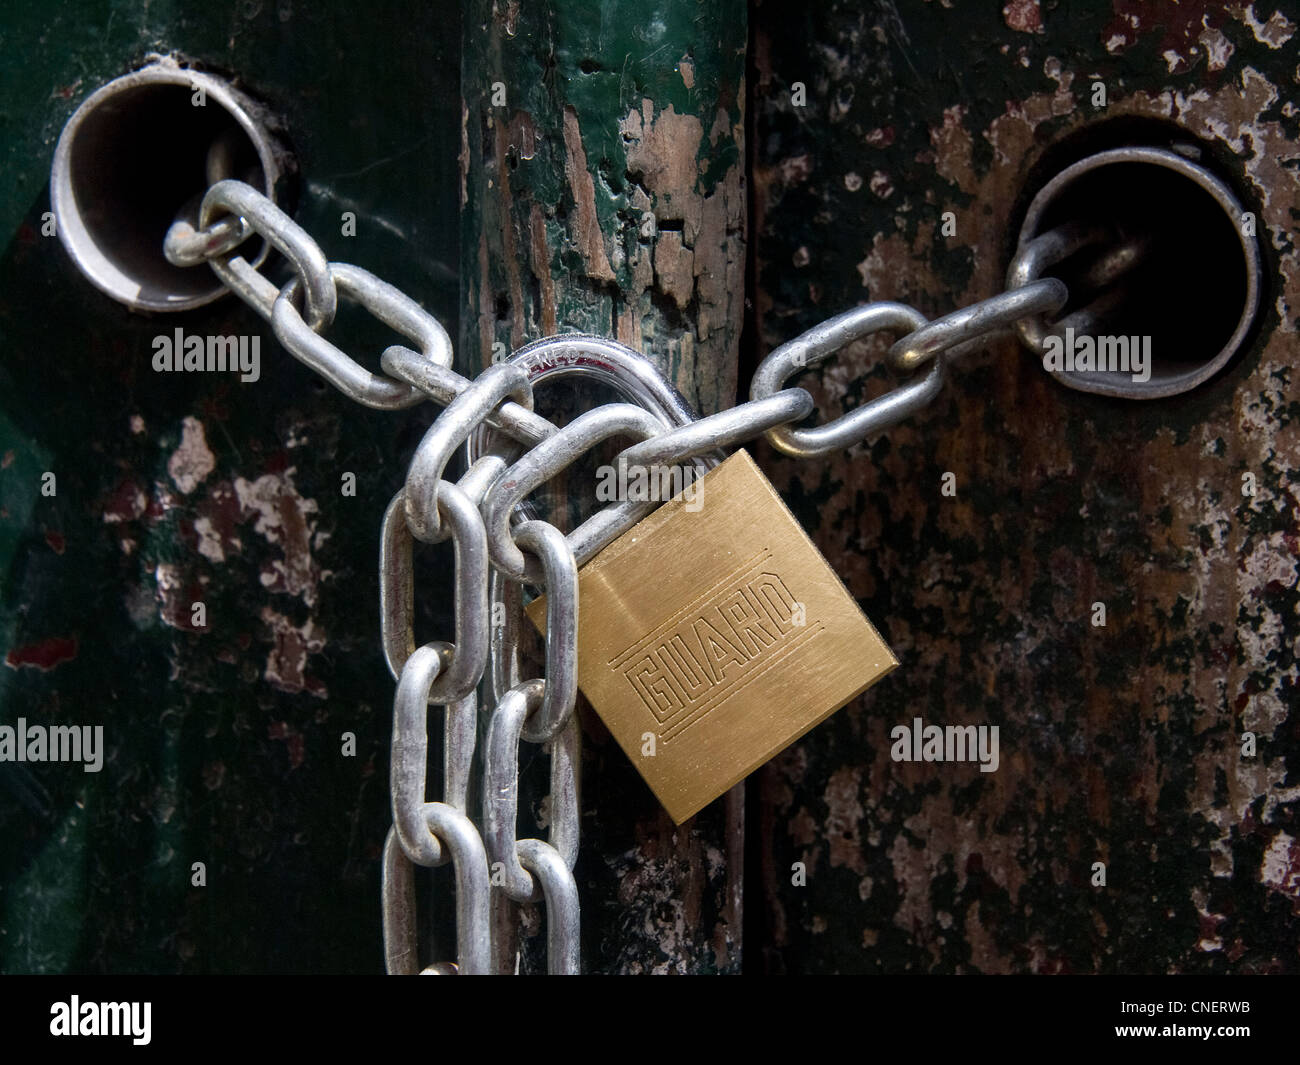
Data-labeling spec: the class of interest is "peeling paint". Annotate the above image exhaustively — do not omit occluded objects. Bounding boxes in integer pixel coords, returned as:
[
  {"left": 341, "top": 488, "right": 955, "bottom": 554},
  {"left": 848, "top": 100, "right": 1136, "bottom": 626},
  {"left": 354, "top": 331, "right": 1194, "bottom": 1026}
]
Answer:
[
  {"left": 561, "top": 108, "right": 616, "bottom": 283},
  {"left": 259, "top": 607, "right": 328, "bottom": 699},
  {"left": 1002, "top": 0, "right": 1042, "bottom": 36},
  {"left": 234, "top": 469, "right": 328, "bottom": 608},
  {"left": 167, "top": 416, "right": 215, "bottom": 495},
  {"left": 754, "top": 0, "right": 1300, "bottom": 973},
  {"left": 1261, "top": 832, "right": 1300, "bottom": 911},
  {"left": 1235, "top": 3, "right": 1296, "bottom": 48}
]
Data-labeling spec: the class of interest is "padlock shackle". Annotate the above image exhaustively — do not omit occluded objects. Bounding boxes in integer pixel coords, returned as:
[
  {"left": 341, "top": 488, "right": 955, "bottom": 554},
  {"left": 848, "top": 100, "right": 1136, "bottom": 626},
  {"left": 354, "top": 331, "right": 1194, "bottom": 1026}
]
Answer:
[
  {"left": 466, "top": 333, "right": 720, "bottom": 541},
  {"left": 469, "top": 334, "right": 706, "bottom": 459}
]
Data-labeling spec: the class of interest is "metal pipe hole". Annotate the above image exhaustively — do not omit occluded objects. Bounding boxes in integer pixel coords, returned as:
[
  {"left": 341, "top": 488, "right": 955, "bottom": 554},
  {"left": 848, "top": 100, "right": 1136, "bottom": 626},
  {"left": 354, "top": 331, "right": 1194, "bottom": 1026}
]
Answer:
[
  {"left": 51, "top": 61, "right": 285, "bottom": 312},
  {"left": 1013, "top": 145, "right": 1261, "bottom": 398}
]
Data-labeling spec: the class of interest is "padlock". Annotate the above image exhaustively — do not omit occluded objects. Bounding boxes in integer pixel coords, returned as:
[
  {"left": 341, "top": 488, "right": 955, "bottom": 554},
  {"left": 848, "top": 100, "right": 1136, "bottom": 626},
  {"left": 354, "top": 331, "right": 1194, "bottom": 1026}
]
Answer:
[{"left": 528, "top": 449, "right": 896, "bottom": 823}]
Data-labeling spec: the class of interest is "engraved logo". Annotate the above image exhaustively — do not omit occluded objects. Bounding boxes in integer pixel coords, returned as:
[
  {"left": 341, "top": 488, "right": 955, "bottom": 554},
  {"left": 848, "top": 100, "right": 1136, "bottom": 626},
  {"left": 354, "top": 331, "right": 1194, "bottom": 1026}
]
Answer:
[{"left": 609, "top": 549, "right": 824, "bottom": 743}]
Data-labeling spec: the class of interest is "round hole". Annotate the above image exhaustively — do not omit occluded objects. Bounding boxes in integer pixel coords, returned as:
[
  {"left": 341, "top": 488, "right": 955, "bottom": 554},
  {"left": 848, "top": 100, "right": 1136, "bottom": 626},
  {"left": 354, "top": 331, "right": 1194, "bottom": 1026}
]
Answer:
[
  {"left": 1013, "top": 146, "right": 1261, "bottom": 398},
  {"left": 51, "top": 61, "right": 287, "bottom": 312}
]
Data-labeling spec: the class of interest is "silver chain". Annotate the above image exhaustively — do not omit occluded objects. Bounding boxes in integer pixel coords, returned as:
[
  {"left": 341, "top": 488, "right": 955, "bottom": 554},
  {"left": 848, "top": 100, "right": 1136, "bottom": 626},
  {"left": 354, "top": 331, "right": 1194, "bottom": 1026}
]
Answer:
[{"left": 165, "top": 176, "right": 1077, "bottom": 975}]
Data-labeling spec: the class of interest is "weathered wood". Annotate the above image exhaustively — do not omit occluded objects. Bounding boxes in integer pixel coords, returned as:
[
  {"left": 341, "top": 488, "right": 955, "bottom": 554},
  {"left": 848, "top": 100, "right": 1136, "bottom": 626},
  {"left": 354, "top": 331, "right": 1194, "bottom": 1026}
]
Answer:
[
  {"left": 461, "top": 0, "right": 748, "bottom": 972},
  {"left": 751, "top": 0, "right": 1300, "bottom": 973}
]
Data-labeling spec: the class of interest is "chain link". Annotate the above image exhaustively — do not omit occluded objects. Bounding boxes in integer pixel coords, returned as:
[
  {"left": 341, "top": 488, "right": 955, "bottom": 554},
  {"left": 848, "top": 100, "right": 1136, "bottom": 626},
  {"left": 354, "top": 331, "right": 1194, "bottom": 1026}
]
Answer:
[
  {"left": 886, "top": 278, "right": 1067, "bottom": 374},
  {"left": 167, "top": 177, "right": 1082, "bottom": 975},
  {"left": 273, "top": 262, "right": 451, "bottom": 409},
  {"left": 1007, "top": 221, "right": 1150, "bottom": 355}
]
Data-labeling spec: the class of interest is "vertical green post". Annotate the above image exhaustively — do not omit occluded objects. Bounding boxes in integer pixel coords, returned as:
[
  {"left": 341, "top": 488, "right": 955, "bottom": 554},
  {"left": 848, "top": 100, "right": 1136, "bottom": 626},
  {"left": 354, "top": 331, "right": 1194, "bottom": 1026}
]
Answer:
[{"left": 461, "top": 0, "right": 748, "bottom": 972}]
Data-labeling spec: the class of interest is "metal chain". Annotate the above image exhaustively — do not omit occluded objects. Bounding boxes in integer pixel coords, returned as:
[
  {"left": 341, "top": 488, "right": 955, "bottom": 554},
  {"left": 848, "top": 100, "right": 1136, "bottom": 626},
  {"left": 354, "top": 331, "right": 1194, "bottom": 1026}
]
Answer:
[{"left": 165, "top": 177, "right": 1086, "bottom": 975}]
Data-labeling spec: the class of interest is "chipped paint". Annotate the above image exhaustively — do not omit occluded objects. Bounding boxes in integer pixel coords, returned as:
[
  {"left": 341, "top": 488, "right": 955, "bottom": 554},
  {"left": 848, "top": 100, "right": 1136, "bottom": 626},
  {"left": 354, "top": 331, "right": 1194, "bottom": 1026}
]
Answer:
[
  {"left": 561, "top": 108, "right": 616, "bottom": 283},
  {"left": 0, "top": 0, "right": 463, "bottom": 977},
  {"left": 167, "top": 416, "right": 215, "bottom": 495},
  {"left": 622, "top": 102, "right": 706, "bottom": 243},
  {"left": 1235, "top": 3, "right": 1296, "bottom": 48},
  {"left": 754, "top": 0, "right": 1300, "bottom": 973},
  {"left": 463, "top": 0, "right": 748, "bottom": 973},
  {"left": 193, "top": 479, "right": 244, "bottom": 563},
  {"left": 1260, "top": 833, "right": 1300, "bottom": 910},
  {"left": 234, "top": 469, "right": 329, "bottom": 608},
  {"left": 1002, "top": 0, "right": 1042, "bottom": 35},
  {"left": 260, "top": 607, "right": 327, "bottom": 699}
]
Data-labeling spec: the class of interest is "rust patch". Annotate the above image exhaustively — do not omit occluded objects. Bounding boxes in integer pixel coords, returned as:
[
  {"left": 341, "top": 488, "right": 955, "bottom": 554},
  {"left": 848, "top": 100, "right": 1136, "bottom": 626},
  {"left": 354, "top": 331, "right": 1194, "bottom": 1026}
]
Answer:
[
  {"left": 1002, "top": 0, "right": 1042, "bottom": 35},
  {"left": 5, "top": 636, "right": 78, "bottom": 671},
  {"left": 259, "top": 606, "right": 328, "bottom": 699},
  {"left": 234, "top": 468, "right": 329, "bottom": 608}
]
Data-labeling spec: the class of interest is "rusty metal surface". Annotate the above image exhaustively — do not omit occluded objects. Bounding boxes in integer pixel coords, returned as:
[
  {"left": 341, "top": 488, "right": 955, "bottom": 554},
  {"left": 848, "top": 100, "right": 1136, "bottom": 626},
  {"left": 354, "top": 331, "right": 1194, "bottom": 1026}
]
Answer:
[
  {"left": 5, "top": 0, "right": 1296, "bottom": 978},
  {"left": 749, "top": 0, "right": 1300, "bottom": 973}
]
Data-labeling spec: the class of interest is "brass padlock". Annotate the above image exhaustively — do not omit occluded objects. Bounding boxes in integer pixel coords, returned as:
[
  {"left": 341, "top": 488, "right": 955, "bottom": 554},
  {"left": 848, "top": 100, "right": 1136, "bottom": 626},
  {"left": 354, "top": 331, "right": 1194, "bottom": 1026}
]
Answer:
[{"left": 528, "top": 449, "right": 896, "bottom": 823}]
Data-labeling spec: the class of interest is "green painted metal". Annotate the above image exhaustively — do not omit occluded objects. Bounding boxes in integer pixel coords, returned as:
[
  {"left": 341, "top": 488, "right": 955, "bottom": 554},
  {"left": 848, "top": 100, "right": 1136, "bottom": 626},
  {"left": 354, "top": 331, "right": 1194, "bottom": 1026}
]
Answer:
[
  {"left": 1, "top": 0, "right": 460, "bottom": 972},
  {"left": 6, "top": 0, "right": 1292, "bottom": 978}
]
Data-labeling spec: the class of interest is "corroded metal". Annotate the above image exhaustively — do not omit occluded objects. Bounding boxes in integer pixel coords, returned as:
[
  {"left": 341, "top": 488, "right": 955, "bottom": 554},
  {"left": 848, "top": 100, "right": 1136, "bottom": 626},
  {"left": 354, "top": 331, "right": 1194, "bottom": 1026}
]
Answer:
[{"left": 752, "top": 0, "right": 1300, "bottom": 974}]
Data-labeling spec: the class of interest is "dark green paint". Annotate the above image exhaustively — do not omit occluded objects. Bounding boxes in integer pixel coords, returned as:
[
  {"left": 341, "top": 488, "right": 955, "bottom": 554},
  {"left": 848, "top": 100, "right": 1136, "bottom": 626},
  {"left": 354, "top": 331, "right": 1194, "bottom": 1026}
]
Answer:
[{"left": 1, "top": 0, "right": 460, "bottom": 972}]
